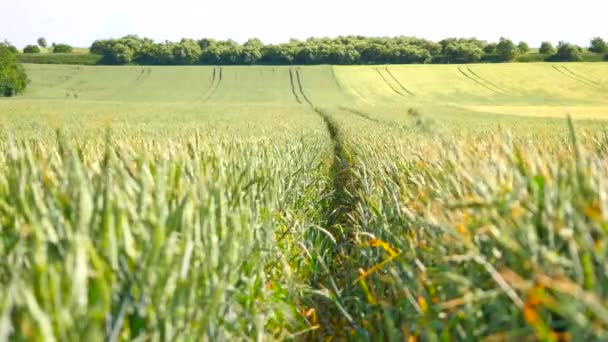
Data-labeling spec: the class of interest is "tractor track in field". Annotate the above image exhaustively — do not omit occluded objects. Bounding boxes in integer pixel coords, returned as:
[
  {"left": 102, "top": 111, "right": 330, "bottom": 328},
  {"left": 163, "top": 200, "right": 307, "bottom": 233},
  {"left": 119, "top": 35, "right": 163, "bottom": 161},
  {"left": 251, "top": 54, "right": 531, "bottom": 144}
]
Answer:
[
  {"left": 552, "top": 66, "right": 596, "bottom": 88},
  {"left": 288, "top": 69, "right": 302, "bottom": 104},
  {"left": 554, "top": 66, "right": 604, "bottom": 89},
  {"left": 384, "top": 67, "right": 416, "bottom": 96},
  {"left": 466, "top": 67, "right": 511, "bottom": 94},
  {"left": 561, "top": 66, "right": 604, "bottom": 87},
  {"left": 376, "top": 68, "right": 406, "bottom": 97},
  {"left": 135, "top": 67, "right": 152, "bottom": 82},
  {"left": 197, "top": 67, "right": 223, "bottom": 102},
  {"left": 331, "top": 66, "right": 345, "bottom": 92},
  {"left": 292, "top": 67, "right": 357, "bottom": 228},
  {"left": 50, "top": 66, "right": 82, "bottom": 88},
  {"left": 296, "top": 69, "right": 365, "bottom": 335},
  {"left": 338, "top": 106, "right": 400, "bottom": 128},
  {"left": 293, "top": 68, "right": 313, "bottom": 106},
  {"left": 457, "top": 67, "right": 503, "bottom": 94}
]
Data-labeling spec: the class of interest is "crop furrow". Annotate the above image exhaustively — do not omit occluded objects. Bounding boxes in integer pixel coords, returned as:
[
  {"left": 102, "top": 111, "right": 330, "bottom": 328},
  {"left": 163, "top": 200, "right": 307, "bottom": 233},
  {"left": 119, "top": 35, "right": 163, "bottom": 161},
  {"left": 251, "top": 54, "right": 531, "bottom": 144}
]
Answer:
[
  {"left": 552, "top": 65, "right": 598, "bottom": 88},
  {"left": 561, "top": 66, "right": 603, "bottom": 87},
  {"left": 313, "top": 109, "right": 359, "bottom": 236},
  {"left": 294, "top": 69, "right": 312, "bottom": 106},
  {"left": 375, "top": 68, "right": 405, "bottom": 96},
  {"left": 288, "top": 69, "right": 302, "bottom": 104},
  {"left": 384, "top": 67, "right": 415, "bottom": 96},
  {"left": 339, "top": 106, "right": 394, "bottom": 127},
  {"left": 457, "top": 67, "right": 501, "bottom": 94},
  {"left": 200, "top": 67, "right": 222, "bottom": 102},
  {"left": 467, "top": 67, "right": 510, "bottom": 94}
]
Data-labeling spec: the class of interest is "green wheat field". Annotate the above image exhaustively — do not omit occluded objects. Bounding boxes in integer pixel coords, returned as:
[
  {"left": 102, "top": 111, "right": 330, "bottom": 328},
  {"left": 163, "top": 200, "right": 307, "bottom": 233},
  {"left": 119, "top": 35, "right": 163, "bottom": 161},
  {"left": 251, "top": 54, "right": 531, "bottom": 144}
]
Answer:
[{"left": 1, "top": 62, "right": 608, "bottom": 340}]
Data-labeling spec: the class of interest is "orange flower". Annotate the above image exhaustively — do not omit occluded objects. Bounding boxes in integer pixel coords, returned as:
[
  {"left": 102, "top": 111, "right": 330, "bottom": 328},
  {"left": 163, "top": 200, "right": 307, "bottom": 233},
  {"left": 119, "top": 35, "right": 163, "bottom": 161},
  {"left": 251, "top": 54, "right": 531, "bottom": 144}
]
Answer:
[{"left": 417, "top": 295, "right": 428, "bottom": 313}]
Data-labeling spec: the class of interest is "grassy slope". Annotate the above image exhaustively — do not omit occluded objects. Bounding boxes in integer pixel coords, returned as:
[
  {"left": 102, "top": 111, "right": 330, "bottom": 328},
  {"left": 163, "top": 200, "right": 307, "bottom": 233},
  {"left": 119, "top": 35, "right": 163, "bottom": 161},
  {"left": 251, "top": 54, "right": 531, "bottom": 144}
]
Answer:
[{"left": 334, "top": 63, "right": 608, "bottom": 123}]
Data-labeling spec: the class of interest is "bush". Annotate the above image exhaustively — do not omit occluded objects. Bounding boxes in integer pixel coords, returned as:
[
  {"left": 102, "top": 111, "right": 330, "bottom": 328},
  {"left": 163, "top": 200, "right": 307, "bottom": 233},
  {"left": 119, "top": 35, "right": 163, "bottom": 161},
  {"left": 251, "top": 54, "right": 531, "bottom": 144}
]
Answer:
[
  {"left": 550, "top": 41, "right": 583, "bottom": 62},
  {"left": 539, "top": 41, "right": 555, "bottom": 54},
  {"left": 496, "top": 37, "right": 518, "bottom": 61},
  {"left": 517, "top": 41, "right": 529, "bottom": 54},
  {"left": 17, "top": 53, "right": 102, "bottom": 65},
  {"left": 589, "top": 37, "right": 607, "bottom": 54},
  {"left": 23, "top": 45, "right": 41, "bottom": 53},
  {"left": 52, "top": 44, "right": 73, "bottom": 53},
  {"left": 515, "top": 53, "right": 548, "bottom": 63},
  {"left": 0, "top": 45, "right": 28, "bottom": 96}
]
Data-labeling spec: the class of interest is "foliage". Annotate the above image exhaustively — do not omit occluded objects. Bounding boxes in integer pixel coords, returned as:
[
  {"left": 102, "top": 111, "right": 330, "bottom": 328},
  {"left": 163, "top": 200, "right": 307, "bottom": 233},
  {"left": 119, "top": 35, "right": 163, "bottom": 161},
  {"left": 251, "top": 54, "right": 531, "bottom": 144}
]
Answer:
[
  {"left": 517, "top": 41, "right": 529, "bottom": 54},
  {"left": 53, "top": 43, "right": 74, "bottom": 53},
  {"left": 23, "top": 45, "right": 41, "bottom": 54},
  {"left": 37, "top": 37, "right": 48, "bottom": 48},
  {"left": 0, "top": 45, "right": 28, "bottom": 96},
  {"left": 1, "top": 40, "right": 18, "bottom": 53},
  {"left": 443, "top": 41, "right": 483, "bottom": 63},
  {"left": 539, "top": 41, "right": 555, "bottom": 54},
  {"left": 483, "top": 43, "right": 497, "bottom": 54},
  {"left": 549, "top": 42, "right": 583, "bottom": 62},
  {"left": 496, "top": 37, "right": 518, "bottom": 61},
  {"left": 17, "top": 53, "right": 102, "bottom": 65},
  {"left": 589, "top": 37, "right": 607, "bottom": 54},
  {"left": 82, "top": 35, "right": 608, "bottom": 65}
]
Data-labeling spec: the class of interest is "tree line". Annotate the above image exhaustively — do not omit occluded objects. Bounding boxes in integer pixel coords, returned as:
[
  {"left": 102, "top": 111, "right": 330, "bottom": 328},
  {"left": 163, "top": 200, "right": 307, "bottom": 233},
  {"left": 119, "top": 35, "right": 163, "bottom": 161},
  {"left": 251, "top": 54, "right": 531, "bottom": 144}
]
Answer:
[{"left": 86, "top": 35, "right": 608, "bottom": 65}]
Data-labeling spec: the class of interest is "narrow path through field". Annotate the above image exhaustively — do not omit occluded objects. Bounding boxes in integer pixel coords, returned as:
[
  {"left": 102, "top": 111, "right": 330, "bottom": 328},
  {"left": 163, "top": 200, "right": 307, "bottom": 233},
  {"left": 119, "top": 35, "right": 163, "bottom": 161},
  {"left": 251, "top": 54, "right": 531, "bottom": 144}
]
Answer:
[
  {"left": 384, "top": 67, "right": 416, "bottom": 96},
  {"left": 293, "top": 71, "right": 375, "bottom": 335}
]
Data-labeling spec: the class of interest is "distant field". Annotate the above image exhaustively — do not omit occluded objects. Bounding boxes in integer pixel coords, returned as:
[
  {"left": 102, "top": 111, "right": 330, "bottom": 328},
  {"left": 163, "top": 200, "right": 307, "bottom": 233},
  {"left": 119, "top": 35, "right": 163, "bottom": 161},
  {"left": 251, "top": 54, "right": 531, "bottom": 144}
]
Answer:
[
  {"left": 14, "top": 62, "right": 608, "bottom": 119},
  {"left": 1, "top": 63, "right": 608, "bottom": 340}
]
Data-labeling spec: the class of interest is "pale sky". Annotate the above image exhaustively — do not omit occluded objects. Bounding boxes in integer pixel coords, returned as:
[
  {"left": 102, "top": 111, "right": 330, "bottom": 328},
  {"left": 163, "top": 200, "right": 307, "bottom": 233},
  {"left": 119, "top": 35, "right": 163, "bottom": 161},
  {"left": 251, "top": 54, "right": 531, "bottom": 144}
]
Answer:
[{"left": 2, "top": 0, "right": 607, "bottom": 48}]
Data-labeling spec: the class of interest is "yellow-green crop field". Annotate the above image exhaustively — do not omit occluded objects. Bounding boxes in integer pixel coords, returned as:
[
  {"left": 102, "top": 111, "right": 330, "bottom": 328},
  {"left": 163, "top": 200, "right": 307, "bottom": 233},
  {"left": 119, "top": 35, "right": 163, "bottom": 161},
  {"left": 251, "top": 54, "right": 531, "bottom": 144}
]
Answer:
[{"left": 1, "top": 62, "right": 608, "bottom": 340}]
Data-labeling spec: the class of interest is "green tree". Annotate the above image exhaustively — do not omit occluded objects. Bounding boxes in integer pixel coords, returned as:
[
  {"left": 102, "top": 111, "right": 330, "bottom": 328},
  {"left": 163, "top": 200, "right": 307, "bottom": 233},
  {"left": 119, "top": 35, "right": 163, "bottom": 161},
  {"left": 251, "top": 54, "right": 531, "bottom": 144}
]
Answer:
[
  {"left": 589, "top": 37, "right": 607, "bottom": 53},
  {"left": 444, "top": 42, "right": 483, "bottom": 63},
  {"left": 23, "top": 45, "right": 41, "bottom": 53},
  {"left": 552, "top": 41, "right": 582, "bottom": 61},
  {"left": 52, "top": 43, "right": 73, "bottom": 53},
  {"left": 483, "top": 43, "right": 497, "bottom": 54},
  {"left": 539, "top": 41, "right": 555, "bottom": 54},
  {"left": 496, "top": 37, "right": 518, "bottom": 61},
  {"left": 172, "top": 39, "right": 202, "bottom": 64},
  {"left": 109, "top": 43, "right": 134, "bottom": 64},
  {"left": 0, "top": 45, "right": 28, "bottom": 96},
  {"left": 37, "top": 37, "right": 48, "bottom": 48},
  {"left": 2, "top": 40, "right": 18, "bottom": 53},
  {"left": 517, "top": 41, "right": 529, "bottom": 54}
]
